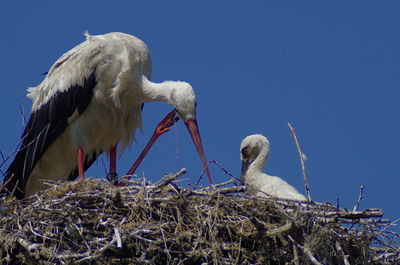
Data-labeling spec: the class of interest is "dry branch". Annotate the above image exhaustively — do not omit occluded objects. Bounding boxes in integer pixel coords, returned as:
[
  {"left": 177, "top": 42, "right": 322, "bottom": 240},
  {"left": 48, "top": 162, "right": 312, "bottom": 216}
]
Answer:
[{"left": 288, "top": 123, "right": 312, "bottom": 201}]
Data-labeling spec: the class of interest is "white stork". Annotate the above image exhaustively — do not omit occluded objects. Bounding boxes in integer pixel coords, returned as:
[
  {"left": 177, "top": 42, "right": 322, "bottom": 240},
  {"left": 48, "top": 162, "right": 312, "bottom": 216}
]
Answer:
[
  {"left": 240, "top": 134, "right": 306, "bottom": 201},
  {"left": 2, "top": 32, "right": 211, "bottom": 199}
]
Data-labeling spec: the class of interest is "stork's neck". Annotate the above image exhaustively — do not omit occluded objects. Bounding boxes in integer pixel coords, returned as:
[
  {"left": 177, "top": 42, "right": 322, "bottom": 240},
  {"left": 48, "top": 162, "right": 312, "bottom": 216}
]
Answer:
[
  {"left": 246, "top": 148, "right": 269, "bottom": 177},
  {"left": 141, "top": 76, "right": 173, "bottom": 104}
]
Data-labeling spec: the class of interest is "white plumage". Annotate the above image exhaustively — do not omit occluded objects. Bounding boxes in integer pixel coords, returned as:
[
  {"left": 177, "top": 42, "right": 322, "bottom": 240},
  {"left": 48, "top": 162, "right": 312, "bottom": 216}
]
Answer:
[
  {"left": 3, "top": 32, "right": 211, "bottom": 199},
  {"left": 240, "top": 134, "right": 306, "bottom": 201}
]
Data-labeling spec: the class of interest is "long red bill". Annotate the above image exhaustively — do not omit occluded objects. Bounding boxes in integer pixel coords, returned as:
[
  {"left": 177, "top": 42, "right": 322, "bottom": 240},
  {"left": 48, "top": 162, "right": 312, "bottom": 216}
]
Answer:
[
  {"left": 184, "top": 119, "right": 212, "bottom": 184},
  {"left": 123, "top": 110, "right": 178, "bottom": 182}
]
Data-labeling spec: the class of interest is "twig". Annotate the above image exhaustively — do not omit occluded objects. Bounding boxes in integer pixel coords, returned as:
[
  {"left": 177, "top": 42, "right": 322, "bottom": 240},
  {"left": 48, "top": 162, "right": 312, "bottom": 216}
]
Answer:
[
  {"left": 189, "top": 186, "right": 244, "bottom": 197},
  {"left": 353, "top": 184, "right": 365, "bottom": 211},
  {"left": 234, "top": 221, "right": 244, "bottom": 265},
  {"left": 127, "top": 229, "right": 156, "bottom": 244},
  {"left": 154, "top": 168, "right": 186, "bottom": 190},
  {"left": 75, "top": 237, "right": 117, "bottom": 264},
  {"left": 28, "top": 221, "right": 50, "bottom": 240},
  {"left": 206, "top": 178, "right": 237, "bottom": 189},
  {"left": 114, "top": 227, "right": 122, "bottom": 248},
  {"left": 288, "top": 236, "right": 324, "bottom": 265},
  {"left": 209, "top": 160, "right": 239, "bottom": 181},
  {"left": 0, "top": 147, "right": 20, "bottom": 169},
  {"left": 0, "top": 173, "right": 16, "bottom": 194},
  {"left": 56, "top": 252, "right": 91, "bottom": 260},
  {"left": 17, "top": 237, "right": 39, "bottom": 254},
  {"left": 381, "top": 218, "right": 400, "bottom": 232},
  {"left": 266, "top": 221, "right": 293, "bottom": 236},
  {"left": 0, "top": 150, "right": 5, "bottom": 175},
  {"left": 337, "top": 209, "right": 383, "bottom": 219},
  {"left": 373, "top": 252, "right": 400, "bottom": 263},
  {"left": 336, "top": 198, "right": 340, "bottom": 212},
  {"left": 335, "top": 241, "right": 350, "bottom": 265},
  {"left": 288, "top": 123, "right": 312, "bottom": 201},
  {"left": 292, "top": 242, "right": 300, "bottom": 265},
  {"left": 160, "top": 227, "right": 172, "bottom": 264},
  {"left": 196, "top": 160, "right": 240, "bottom": 186},
  {"left": 0, "top": 150, "right": 5, "bottom": 163},
  {"left": 73, "top": 222, "right": 91, "bottom": 251},
  {"left": 18, "top": 102, "right": 28, "bottom": 129},
  {"left": 338, "top": 218, "right": 390, "bottom": 225}
]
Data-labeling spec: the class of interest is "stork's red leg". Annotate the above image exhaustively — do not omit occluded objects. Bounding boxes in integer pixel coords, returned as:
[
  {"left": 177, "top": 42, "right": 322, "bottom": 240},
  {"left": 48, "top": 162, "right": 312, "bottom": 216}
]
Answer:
[
  {"left": 117, "top": 110, "right": 179, "bottom": 186},
  {"left": 107, "top": 145, "right": 118, "bottom": 183},
  {"left": 77, "top": 147, "right": 85, "bottom": 179}
]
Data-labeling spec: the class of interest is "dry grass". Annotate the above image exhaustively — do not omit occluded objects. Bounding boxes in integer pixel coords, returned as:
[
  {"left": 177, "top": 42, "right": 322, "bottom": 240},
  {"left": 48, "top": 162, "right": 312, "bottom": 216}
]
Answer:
[{"left": 0, "top": 168, "right": 399, "bottom": 265}]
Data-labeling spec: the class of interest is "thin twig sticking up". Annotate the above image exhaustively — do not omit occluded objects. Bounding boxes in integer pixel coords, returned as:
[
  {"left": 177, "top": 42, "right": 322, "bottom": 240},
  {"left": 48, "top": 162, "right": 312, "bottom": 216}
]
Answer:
[
  {"left": 353, "top": 184, "right": 365, "bottom": 212},
  {"left": 288, "top": 123, "right": 312, "bottom": 201}
]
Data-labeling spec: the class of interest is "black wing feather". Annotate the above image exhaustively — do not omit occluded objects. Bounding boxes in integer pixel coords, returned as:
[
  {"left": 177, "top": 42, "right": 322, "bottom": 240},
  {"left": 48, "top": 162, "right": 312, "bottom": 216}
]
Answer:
[{"left": 2, "top": 72, "right": 97, "bottom": 199}]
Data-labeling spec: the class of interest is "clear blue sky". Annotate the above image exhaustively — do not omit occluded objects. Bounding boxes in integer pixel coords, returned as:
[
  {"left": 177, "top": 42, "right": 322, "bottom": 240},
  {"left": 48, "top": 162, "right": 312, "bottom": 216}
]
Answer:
[{"left": 1, "top": 1, "right": 399, "bottom": 231}]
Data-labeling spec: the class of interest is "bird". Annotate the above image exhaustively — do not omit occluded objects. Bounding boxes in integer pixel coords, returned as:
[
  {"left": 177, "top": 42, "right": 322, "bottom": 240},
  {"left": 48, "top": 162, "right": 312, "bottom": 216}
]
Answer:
[
  {"left": 240, "top": 134, "right": 306, "bottom": 201},
  {"left": 2, "top": 32, "right": 211, "bottom": 199}
]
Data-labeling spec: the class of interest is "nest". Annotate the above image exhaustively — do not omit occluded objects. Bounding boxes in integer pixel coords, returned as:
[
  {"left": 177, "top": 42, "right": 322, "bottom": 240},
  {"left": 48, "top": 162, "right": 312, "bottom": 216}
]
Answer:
[{"left": 0, "top": 168, "right": 399, "bottom": 265}]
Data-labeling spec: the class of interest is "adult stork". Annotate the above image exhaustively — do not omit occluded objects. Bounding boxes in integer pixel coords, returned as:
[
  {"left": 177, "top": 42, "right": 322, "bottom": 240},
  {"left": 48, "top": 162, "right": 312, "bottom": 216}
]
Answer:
[
  {"left": 2, "top": 32, "right": 211, "bottom": 199},
  {"left": 240, "top": 134, "right": 306, "bottom": 201}
]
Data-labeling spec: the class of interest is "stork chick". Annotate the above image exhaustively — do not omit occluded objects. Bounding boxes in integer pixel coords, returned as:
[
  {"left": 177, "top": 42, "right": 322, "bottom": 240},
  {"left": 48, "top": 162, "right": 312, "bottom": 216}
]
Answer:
[{"left": 240, "top": 134, "right": 306, "bottom": 201}]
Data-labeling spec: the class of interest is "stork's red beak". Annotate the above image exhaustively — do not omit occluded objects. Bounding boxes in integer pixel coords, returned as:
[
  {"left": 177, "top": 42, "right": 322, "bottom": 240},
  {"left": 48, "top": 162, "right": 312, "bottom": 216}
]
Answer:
[
  {"left": 125, "top": 110, "right": 177, "bottom": 178},
  {"left": 123, "top": 111, "right": 212, "bottom": 186},
  {"left": 184, "top": 119, "right": 212, "bottom": 184}
]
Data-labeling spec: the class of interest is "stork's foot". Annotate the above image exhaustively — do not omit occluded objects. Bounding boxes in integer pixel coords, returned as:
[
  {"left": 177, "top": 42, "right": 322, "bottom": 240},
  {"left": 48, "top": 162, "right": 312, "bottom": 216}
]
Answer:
[
  {"left": 107, "top": 172, "right": 118, "bottom": 184},
  {"left": 115, "top": 180, "right": 127, "bottom": 187}
]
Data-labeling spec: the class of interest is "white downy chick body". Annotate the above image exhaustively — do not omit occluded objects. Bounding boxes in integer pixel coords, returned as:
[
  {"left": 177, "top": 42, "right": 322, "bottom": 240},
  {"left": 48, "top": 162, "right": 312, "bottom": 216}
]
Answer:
[{"left": 240, "top": 134, "right": 306, "bottom": 201}]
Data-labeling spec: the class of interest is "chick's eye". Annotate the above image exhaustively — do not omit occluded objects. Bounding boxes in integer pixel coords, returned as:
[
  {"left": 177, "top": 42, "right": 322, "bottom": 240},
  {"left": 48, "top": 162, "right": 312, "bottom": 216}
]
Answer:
[{"left": 241, "top": 146, "right": 249, "bottom": 158}]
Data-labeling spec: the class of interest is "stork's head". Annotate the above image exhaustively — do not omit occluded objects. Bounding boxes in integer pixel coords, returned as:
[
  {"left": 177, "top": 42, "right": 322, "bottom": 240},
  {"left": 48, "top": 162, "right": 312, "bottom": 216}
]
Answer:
[
  {"left": 168, "top": 81, "right": 212, "bottom": 183},
  {"left": 167, "top": 81, "right": 196, "bottom": 121},
  {"left": 141, "top": 77, "right": 212, "bottom": 183}
]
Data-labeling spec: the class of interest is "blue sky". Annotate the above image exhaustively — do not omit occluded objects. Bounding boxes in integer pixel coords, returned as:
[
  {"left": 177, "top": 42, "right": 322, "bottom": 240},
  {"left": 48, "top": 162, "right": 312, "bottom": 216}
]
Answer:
[{"left": 1, "top": 1, "right": 399, "bottom": 231}]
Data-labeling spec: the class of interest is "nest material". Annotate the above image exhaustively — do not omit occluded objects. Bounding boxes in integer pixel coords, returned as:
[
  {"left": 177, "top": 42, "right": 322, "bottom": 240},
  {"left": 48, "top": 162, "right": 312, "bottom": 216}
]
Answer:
[{"left": 0, "top": 168, "right": 399, "bottom": 265}]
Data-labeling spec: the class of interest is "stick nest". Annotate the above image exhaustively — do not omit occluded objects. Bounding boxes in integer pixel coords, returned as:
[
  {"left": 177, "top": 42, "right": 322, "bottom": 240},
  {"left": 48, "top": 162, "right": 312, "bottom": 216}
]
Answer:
[{"left": 0, "top": 168, "right": 399, "bottom": 264}]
